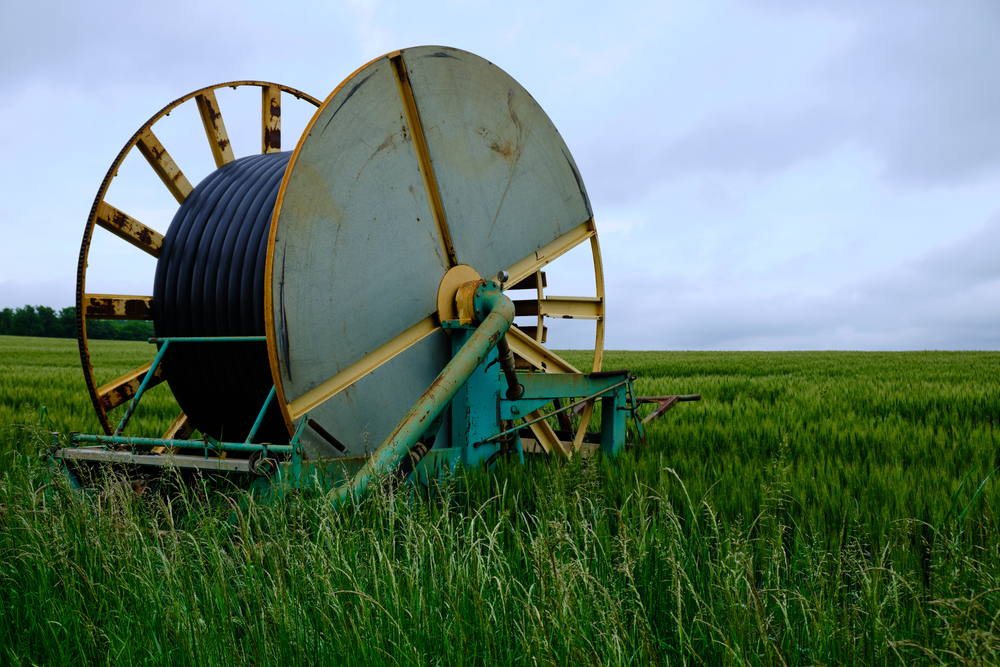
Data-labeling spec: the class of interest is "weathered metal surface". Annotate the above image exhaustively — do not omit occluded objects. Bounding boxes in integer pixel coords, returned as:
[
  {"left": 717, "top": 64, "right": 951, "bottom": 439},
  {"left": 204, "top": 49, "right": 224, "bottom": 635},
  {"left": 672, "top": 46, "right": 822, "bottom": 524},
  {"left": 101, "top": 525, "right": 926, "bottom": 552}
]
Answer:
[
  {"left": 572, "top": 401, "right": 595, "bottom": 453},
  {"left": 262, "top": 86, "right": 281, "bottom": 153},
  {"left": 526, "top": 411, "right": 564, "bottom": 456},
  {"left": 504, "top": 220, "right": 595, "bottom": 286},
  {"left": 162, "top": 412, "right": 193, "bottom": 440},
  {"left": 82, "top": 294, "right": 152, "bottom": 320},
  {"left": 95, "top": 202, "right": 164, "bottom": 256},
  {"left": 136, "top": 128, "right": 194, "bottom": 203},
  {"left": 513, "top": 296, "right": 603, "bottom": 319},
  {"left": 76, "top": 81, "right": 320, "bottom": 435},
  {"left": 516, "top": 325, "right": 547, "bottom": 343},
  {"left": 97, "top": 362, "right": 165, "bottom": 411},
  {"left": 507, "top": 271, "right": 546, "bottom": 291},
  {"left": 638, "top": 394, "right": 702, "bottom": 424},
  {"left": 114, "top": 338, "right": 172, "bottom": 436},
  {"left": 505, "top": 326, "right": 579, "bottom": 374},
  {"left": 600, "top": 385, "right": 627, "bottom": 457},
  {"left": 196, "top": 90, "right": 235, "bottom": 167},
  {"left": 72, "top": 433, "right": 293, "bottom": 454},
  {"left": 55, "top": 448, "right": 252, "bottom": 473},
  {"left": 391, "top": 54, "right": 457, "bottom": 267},
  {"left": 266, "top": 47, "right": 606, "bottom": 454},
  {"left": 403, "top": 48, "right": 592, "bottom": 279},
  {"left": 332, "top": 282, "right": 515, "bottom": 502},
  {"left": 287, "top": 316, "right": 440, "bottom": 420},
  {"left": 153, "top": 411, "right": 193, "bottom": 453},
  {"left": 436, "top": 265, "right": 481, "bottom": 324},
  {"left": 589, "top": 233, "right": 606, "bottom": 373}
]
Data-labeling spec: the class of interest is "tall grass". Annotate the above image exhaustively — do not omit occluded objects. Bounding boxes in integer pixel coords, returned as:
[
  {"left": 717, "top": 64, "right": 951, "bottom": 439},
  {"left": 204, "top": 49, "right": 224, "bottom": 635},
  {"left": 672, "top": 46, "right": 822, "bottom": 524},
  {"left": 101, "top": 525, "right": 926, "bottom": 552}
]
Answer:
[
  {"left": 0, "top": 336, "right": 178, "bottom": 471},
  {"left": 2, "top": 452, "right": 998, "bottom": 665},
  {"left": 1, "top": 338, "right": 999, "bottom": 664}
]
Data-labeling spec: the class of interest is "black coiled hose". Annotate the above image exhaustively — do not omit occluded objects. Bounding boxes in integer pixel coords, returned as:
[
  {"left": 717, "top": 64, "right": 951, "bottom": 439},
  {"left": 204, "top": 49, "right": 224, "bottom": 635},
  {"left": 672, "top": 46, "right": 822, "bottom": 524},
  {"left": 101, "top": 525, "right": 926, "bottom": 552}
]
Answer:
[{"left": 152, "top": 152, "right": 290, "bottom": 444}]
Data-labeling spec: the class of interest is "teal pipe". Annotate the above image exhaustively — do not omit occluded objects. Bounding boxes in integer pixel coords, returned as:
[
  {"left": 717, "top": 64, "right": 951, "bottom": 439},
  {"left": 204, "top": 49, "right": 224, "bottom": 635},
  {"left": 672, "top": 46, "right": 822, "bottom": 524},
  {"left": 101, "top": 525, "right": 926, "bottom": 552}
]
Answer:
[
  {"left": 335, "top": 281, "right": 515, "bottom": 504},
  {"left": 245, "top": 386, "right": 277, "bottom": 443},
  {"left": 147, "top": 336, "right": 266, "bottom": 343},
  {"left": 71, "top": 433, "right": 293, "bottom": 453},
  {"left": 115, "top": 339, "right": 171, "bottom": 436}
]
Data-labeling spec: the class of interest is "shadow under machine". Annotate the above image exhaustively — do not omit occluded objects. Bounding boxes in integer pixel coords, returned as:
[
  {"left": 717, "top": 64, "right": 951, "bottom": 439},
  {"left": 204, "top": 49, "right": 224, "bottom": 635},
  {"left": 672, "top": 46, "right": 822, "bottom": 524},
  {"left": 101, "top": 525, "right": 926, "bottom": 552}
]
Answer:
[{"left": 56, "top": 46, "right": 698, "bottom": 498}]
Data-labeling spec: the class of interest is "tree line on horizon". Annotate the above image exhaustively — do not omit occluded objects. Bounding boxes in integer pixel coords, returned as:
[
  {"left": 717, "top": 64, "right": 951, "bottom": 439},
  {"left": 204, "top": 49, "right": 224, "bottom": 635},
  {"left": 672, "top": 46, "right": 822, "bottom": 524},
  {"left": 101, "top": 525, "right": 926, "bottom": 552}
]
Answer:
[{"left": 0, "top": 305, "right": 154, "bottom": 341}]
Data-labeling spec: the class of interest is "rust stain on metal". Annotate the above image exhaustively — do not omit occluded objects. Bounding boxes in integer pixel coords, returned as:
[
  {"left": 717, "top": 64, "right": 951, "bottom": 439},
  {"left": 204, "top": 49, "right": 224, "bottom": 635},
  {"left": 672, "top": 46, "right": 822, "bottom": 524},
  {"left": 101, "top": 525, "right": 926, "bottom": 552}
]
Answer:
[
  {"left": 264, "top": 128, "right": 281, "bottom": 150},
  {"left": 197, "top": 90, "right": 236, "bottom": 167},
  {"left": 263, "top": 86, "right": 281, "bottom": 152},
  {"left": 490, "top": 142, "right": 512, "bottom": 158},
  {"left": 83, "top": 294, "right": 153, "bottom": 320},
  {"left": 375, "top": 134, "right": 397, "bottom": 155},
  {"left": 95, "top": 201, "right": 164, "bottom": 257},
  {"left": 204, "top": 98, "right": 222, "bottom": 127},
  {"left": 99, "top": 363, "right": 166, "bottom": 411},
  {"left": 136, "top": 128, "right": 193, "bottom": 203}
]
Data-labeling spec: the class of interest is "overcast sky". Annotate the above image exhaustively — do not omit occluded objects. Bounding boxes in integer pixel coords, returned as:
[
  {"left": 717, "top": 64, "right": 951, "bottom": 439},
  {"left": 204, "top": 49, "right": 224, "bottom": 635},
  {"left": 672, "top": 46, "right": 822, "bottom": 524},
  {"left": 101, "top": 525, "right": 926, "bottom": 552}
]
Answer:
[{"left": 1, "top": 0, "right": 998, "bottom": 350}]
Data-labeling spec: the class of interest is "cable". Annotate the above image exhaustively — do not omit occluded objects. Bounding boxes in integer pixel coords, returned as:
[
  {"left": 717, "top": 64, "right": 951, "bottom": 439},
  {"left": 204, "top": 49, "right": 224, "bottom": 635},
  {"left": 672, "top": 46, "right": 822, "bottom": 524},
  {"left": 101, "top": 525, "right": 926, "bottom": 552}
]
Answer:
[{"left": 152, "top": 152, "right": 291, "bottom": 443}]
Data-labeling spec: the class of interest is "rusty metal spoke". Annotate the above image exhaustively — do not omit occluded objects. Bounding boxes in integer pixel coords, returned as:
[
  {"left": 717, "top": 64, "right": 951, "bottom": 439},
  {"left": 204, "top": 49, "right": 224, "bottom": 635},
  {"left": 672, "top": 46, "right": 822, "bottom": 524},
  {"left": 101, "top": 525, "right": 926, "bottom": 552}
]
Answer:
[
  {"left": 196, "top": 90, "right": 235, "bottom": 167},
  {"left": 82, "top": 294, "right": 152, "bottom": 320},
  {"left": 97, "top": 362, "right": 165, "bottom": 411},
  {"left": 95, "top": 202, "right": 164, "bottom": 257},
  {"left": 136, "top": 128, "right": 193, "bottom": 204},
  {"left": 262, "top": 86, "right": 281, "bottom": 153}
]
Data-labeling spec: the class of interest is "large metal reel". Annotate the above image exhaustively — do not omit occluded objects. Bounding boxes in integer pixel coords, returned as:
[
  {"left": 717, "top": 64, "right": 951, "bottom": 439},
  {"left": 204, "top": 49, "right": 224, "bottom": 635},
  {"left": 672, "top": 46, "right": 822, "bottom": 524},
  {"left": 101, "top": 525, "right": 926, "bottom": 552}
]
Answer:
[
  {"left": 76, "top": 82, "right": 321, "bottom": 438},
  {"left": 267, "top": 46, "right": 606, "bottom": 458}
]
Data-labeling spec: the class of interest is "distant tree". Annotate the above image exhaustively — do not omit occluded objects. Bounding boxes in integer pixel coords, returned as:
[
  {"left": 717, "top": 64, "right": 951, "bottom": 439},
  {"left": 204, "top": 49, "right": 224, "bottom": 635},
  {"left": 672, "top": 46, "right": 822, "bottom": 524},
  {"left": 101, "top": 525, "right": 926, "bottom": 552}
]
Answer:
[
  {"left": 57, "top": 307, "right": 76, "bottom": 338},
  {"left": 36, "top": 306, "right": 58, "bottom": 337},
  {"left": 0, "top": 305, "right": 152, "bottom": 341},
  {"left": 11, "top": 306, "right": 41, "bottom": 337}
]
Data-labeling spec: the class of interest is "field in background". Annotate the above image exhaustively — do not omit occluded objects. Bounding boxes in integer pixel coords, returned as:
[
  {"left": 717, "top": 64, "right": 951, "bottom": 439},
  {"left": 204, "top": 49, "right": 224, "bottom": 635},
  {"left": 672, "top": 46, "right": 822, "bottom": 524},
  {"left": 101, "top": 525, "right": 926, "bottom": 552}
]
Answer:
[{"left": 1, "top": 336, "right": 999, "bottom": 664}]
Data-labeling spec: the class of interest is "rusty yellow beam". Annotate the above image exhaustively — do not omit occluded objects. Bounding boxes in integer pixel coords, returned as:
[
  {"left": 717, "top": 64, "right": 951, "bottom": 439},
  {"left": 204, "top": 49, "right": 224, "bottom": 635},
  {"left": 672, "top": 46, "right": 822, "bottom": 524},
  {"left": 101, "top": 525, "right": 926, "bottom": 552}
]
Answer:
[
  {"left": 516, "top": 325, "right": 547, "bottom": 343},
  {"left": 262, "top": 86, "right": 281, "bottom": 153},
  {"left": 571, "top": 401, "right": 595, "bottom": 454},
  {"left": 287, "top": 315, "right": 440, "bottom": 419},
  {"left": 514, "top": 296, "right": 603, "bottom": 319},
  {"left": 98, "top": 362, "right": 165, "bottom": 411},
  {"left": 526, "top": 410, "right": 568, "bottom": 458},
  {"left": 391, "top": 54, "right": 457, "bottom": 268},
  {"left": 506, "top": 271, "right": 546, "bottom": 291},
  {"left": 95, "top": 201, "right": 164, "bottom": 257},
  {"left": 196, "top": 90, "right": 235, "bottom": 168},
  {"left": 506, "top": 326, "right": 579, "bottom": 374},
  {"left": 163, "top": 412, "right": 194, "bottom": 440},
  {"left": 82, "top": 294, "right": 152, "bottom": 320},
  {"left": 152, "top": 412, "right": 194, "bottom": 454},
  {"left": 505, "top": 219, "right": 595, "bottom": 286},
  {"left": 136, "top": 128, "right": 194, "bottom": 204}
]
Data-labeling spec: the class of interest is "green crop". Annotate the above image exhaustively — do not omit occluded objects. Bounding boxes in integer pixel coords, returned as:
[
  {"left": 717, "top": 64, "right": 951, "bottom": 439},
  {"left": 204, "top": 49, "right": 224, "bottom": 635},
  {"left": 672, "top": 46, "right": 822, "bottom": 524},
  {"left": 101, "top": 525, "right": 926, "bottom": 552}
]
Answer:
[{"left": 1, "top": 337, "right": 998, "bottom": 665}]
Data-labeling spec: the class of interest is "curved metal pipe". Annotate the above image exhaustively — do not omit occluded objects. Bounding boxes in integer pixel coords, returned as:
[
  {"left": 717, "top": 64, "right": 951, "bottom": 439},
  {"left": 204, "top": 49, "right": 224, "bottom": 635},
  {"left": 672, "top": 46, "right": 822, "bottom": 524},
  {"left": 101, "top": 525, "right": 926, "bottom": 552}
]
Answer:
[{"left": 334, "top": 281, "right": 514, "bottom": 504}]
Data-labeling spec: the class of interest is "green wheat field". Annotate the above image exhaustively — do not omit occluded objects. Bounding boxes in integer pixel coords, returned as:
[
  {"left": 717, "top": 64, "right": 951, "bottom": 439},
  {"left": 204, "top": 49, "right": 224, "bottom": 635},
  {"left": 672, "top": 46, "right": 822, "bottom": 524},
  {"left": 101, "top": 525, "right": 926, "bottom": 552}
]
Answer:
[{"left": 1, "top": 334, "right": 999, "bottom": 665}]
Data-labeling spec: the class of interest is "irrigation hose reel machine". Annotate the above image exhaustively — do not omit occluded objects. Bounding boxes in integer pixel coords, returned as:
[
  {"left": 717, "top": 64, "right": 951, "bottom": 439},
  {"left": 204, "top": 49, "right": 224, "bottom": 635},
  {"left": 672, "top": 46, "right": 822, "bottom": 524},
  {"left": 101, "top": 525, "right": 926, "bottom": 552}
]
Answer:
[{"left": 57, "top": 46, "right": 699, "bottom": 499}]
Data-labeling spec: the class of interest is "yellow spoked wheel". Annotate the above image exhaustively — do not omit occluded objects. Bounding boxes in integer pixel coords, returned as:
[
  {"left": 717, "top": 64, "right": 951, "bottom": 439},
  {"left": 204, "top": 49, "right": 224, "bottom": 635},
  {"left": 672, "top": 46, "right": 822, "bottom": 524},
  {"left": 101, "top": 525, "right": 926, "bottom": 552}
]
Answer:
[{"left": 76, "top": 82, "right": 321, "bottom": 439}]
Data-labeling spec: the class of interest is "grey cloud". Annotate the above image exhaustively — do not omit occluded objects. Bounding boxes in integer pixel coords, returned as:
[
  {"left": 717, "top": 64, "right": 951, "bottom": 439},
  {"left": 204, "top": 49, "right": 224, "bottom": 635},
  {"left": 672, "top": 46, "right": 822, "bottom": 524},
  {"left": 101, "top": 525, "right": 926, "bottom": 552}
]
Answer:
[
  {"left": 581, "top": 0, "right": 1000, "bottom": 208},
  {"left": 0, "top": 0, "right": 352, "bottom": 96},
  {"left": 600, "top": 212, "right": 1000, "bottom": 350}
]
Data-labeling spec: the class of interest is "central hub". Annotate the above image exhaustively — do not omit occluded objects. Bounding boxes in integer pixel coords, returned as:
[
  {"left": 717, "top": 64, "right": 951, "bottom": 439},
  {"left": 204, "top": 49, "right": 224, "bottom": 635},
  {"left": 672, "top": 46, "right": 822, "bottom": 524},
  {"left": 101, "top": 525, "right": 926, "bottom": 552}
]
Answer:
[{"left": 436, "top": 264, "right": 483, "bottom": 326}]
